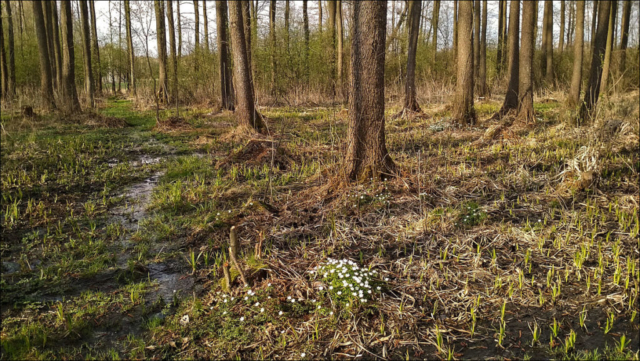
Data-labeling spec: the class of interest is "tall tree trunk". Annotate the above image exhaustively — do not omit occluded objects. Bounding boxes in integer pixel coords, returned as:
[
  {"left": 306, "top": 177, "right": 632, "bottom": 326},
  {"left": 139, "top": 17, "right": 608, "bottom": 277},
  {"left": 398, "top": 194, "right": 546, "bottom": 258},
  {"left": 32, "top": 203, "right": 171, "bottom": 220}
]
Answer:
[
  {"left": 79, "top": 1, "right": 95, "bottom": 108},
  {"left": 478, "top": 0, "right": 487, "bottom": 96},
  {"left": 193, "top": 0, "right": 199, "bottom": 72},
  {"left": 567, "top": 0, "right": 585, "bottom": 107},
  {"left": 89, "top": 0, "right": 101, "bottom": 94},
  {"left": 155, "top": 0, "right": 169, "bottom": 103},
  {"left": 337, "top": 1, "right": 344, "bottom": 96},
  {"left": 4, "top": 0, "right": 16, "bottom": 97},
  {"left": 618, "top": 0, "right": 631, "bottom": 72},
  {"left": 327, "top": 0, "right": 337, "bottom": 96},
  {"left": 0, "top": 12, "right": 7, "bottom": 100},
  {"left": 400, "top": 0, "right": 422, "bottom": 113},
  {"left": 285, "top": 0, "right": 290, "bottom": 52},
  {"left": 543, "top": 0, "right": 554, "bottom": 84},
  {"left": 497, "top": 0, "right": 505, "bottom": 74},
  {"left": 501, "top": 0, "right": 508, "bottom": 69},
  {"left": 228, "top": 0, "right": 265, "bottom": 131},
  {"left": 60, "top": 0, "right": 81, "bottom": 112},
  {"left": 166, "top": 0, "right": 178, "bottom": 107},
  {"left": 43, "top": 2, "right": 57, "bottom": 91},
  {"left": 217, "top": 0, "right": 234, "bottom": 110},
  {"left": 599, "top": 0, "right": 616, "bottom": 95},
  {"left": 453, "top": 0, "right": 475, "bottom": 125},
  {"left": 51, "top": 2, "right": 62, "bottom": 91},
  {"left": 580, "top": 0, "right": 610, "bottom": 122},
  {"left": 125, "top": 0, "right": 136, "bottom": 96},
  {"left": 32, "top": 1, "right": 56, "bottom": 109},
  {"left": 431, "top": 0, "right": 440, "bottom": 63},
  {"left": 453, "top": 0, "right": 458, "bottom": 61},
  {"left": 269, "top": 0, "right": 276, "bottom": 96},
  {"left": 176, "top": 1, "right": 182, "bottom": 60},
  {"left": 590, "top": 0, "right": 598, "bottom": 50},
  {"left": 347, "top": 1, "right": 394, "bottom": 180},
  {"left": 533, "top": 0, "right": 539, "bottom": 48},
  {"left": 242, "top": 0, "right": 252, "bottom": 80},
  {"left": 495, "top": 0, "right": 520, "bottom": 118},
  {"left": 473, "top": 0, "right": 480, "bottom": 84},
  {"left": 559, "top": 0, "right": 566, "bottom": 51},
  {"left": 303, "top": 0, "right": 310, "bottom": 84},
  {"left": 250, "top": 0, "right": 257, "bottom": 78},
  {"left": 203, "top": 0, "right": 209, "bottom": 53},
  {"left": 117, "top": 1, "right": 122, "bottom": 93},
  {"left": 318, "top": 0, "right": 323, "bottom": 33},
  {"left": 518, "top": 0, "right": 536, "bottom": 123}
]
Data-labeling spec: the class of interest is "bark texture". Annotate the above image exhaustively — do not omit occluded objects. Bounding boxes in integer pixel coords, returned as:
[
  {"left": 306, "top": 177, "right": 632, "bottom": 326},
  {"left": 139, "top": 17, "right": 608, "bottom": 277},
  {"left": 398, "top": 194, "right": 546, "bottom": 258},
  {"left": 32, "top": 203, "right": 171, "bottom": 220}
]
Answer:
[
  {"left": 346, "top": 1, "right": 395, "bottom": 180},
  {"left": 79, "top": 0, "right": 95, "bottom": 108},
  {"left": 473, "top": 0, "right": 480, "bottom": 83},
  {"left": 401, "top": 0, "right": 422, "bottom": 113},
  {"left": 60, "top": 0, "right": 81, "bottom": 113},
  {"left": 166, "top": 0, "right": 177, "bottom": 105},
  {"left": 619, "top": 0, "right": 631, "bottom": 72},
  {"left": 567, "top": 0, "right": 585, "bottom": 107},
  {"left": 599, "top": 0, "right": 616, "bottom": 94},
  {"left": 559, "top": 0, "right": 566, "bottom": 51},
  {"left": 125, "top": 0, "right": 136, "bottom": 95},
  {"left": 496, "top": 0, "right": 520, "bottom": 118},
  {"left": 431, "top": 0, "right": 440, "bottom": 63},
  {"left": 544, "top": 0, "right": 554, "bottom": 84},
  {"left": 4, "top": 0, "right": 16, "bottom": 97},
  {"left": 89, "top": 0, "right": 101, "bottom": 93},
  {"left": 478, "top": 0, "right": 488, "bottom": 97},
  {"left": 269, "top": 0, "right": 276, "bottom": 96},
  {"left": 453, "top": 0, "right": 476, "bottom": 125},
  {"left": 216, "top": 0, "right": 234, "bottom": 110},
  {"left": 581, "top": 0, "right": 610, "bottom": 122},
  {"left": 32, "top": 1, "right": 56, "bottom": 109},
  {"left": 518, "top": 0, "right": 536, "bottom": 123},
  {"left": 193, "top": 0, "right": 200, "bottom": 71},
  {"left": 155, "top": 0, "right": 169, "bottom": 103}
]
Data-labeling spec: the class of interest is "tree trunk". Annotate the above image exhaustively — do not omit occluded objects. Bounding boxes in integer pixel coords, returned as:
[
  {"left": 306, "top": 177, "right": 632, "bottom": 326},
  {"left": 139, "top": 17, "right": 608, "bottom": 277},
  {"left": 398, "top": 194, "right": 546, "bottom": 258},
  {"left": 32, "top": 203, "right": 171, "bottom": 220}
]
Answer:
[
  {"left": 4, "top": 0, "right": 16, "bottom": 97},
  {"left": 32, "top": 1, "right": 56, "bottom": 109},
  {"left": 567, "top": 0, "right": 584, "bottom": 107},
  {"left": 327, "top": 0, "right": 337, "bottom": 96},
  {"left": 453, "top": 0, "right": 458, "bottom": 61},
  {"left": 497, "top": 0, "right": 505, "bottom": 74},
  {"left": 337, "top": 1, "right": 344, "bottom": 97},
  {"left": 125, "top": 0, "right": 136, "bottom": 96},
  {"left": 242, "top": 0, "right": 252, "bottom": 81},
  {"left": 473, "top": 0, "right": 480, "bottom": 84},
  {"left": 89, "top": 0, "right": 101, "bottom": 94},
  {"left": 228, "top": 0, "right": 265, "bottom": 131},
  {"left": 166, "top": 0, "right": 178, "bottom": 107},
  {"left": 79, "top": 1, "right": 95, "bottom": 108},
  {"left": 0, "top": 12, "right": 7, "bottom": 100},
  {"left": 432, "top": 0, "right": 440, "bottom": 63},
  {"left": 216, "top": 0, "right": 234, "bottom": 110},
  {"left": 347, "top": 1, "right": 394, "bottom": 180},
  {"left": 155, "top": 0, "right": 169, "bottom": 103},
  {"left": 203, "top": 0, "right": 209, "bottom": 53},
  {"left": 318, "top": 0, "right": 323, "bottom": 33},
  {"left": 250, "top": 0, "right": 257, "bottom": 78},
  {"left": 194, "top": 0, "right": 200, "bottom": 72},
  {"left": 543, "top": 0, "right": 554, "bottom": 84},
  {"left": 453, "top": 0, "right": 475, "bottom": 125},
  {"left": 619, "top": 0, "right": 631, "bottom": 72},
  {"left": 478, "top": 0, "right": 487, "bottom": 96},
  {"left": 495, "top": 0, "right": 520, "bottom": 118},
  {"left": 269, "top": 0, "right": 276, "bottom": 96},
  {"left": 60, "top": 0, "right": 81, "bottom": 113},
  {"left": 590, "top": 0, "right": 597, "bottom": 50},
  {"left": 501, "top": 0, "right": 508, "bottom": 69},
  {"left": 303, "top": 0, "right": 310, "bottom": 84},
  {"left": 518, "top": 0, "right": 536, "bottom": 123},
  {"left": 599, "top": 0, "right": 615, "bottom": 95},
  {"left": 533, "top": 0, "right": 539, "bottom": 48},
  {"left": 580, "top": 0, "right": 610, "bottom": 122},
  {"left": 285, "top": 0, "right": 290, "bottom": 52},
  {"left": 43, "top": 2, "right": 57, "bottom": 91},
  {"left": 117, "top": 1, "right": 123, "bottom": 93},
  {"left": 177, "top": 0, "right": 182, "bottom": 59},
  {"left": 401, "top": 0, "right": 422, "bottom": 113},
  {"left": 559, "top": 0, "right": 565, "bottom": 51}
]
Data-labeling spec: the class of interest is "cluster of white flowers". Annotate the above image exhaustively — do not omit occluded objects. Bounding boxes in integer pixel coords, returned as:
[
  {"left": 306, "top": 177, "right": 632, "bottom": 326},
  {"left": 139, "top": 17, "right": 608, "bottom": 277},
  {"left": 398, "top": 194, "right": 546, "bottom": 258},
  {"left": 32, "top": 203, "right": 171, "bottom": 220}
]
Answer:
[
  {"left": 311, "top": 258, "right": 381, "bottom": 305},
  {"left": 346, "top": 190, "right": 391, "bottom": 208}
]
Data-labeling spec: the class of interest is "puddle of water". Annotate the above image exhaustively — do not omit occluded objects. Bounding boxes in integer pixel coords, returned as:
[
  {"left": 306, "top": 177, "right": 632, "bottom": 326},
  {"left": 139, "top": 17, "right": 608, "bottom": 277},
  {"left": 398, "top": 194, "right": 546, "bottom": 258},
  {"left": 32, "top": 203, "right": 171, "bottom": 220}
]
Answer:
[
  {"left": 146, "top": 263, "right": 194, "bottom": 304},
  {"left": 109, "top": 173, "right": 163, "bottom": 231},
  {"left": 108, "top": 154, "right": 164, "bottom": 168}
]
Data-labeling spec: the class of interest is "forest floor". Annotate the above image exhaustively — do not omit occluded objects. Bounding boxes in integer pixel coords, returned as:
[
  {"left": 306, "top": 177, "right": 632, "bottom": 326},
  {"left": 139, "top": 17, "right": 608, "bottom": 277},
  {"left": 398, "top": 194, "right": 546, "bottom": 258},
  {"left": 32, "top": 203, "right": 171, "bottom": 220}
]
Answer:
[{"left": 1, "top": 93, "right": 639, "bottom": 360}]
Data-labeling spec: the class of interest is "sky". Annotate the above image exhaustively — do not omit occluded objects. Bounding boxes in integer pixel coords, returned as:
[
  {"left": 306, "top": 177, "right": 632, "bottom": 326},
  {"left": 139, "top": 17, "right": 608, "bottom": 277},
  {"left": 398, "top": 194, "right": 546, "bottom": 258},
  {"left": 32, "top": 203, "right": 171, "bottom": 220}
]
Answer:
[{"left": 90, "top": 1, "right": 639, "bottom": 58}]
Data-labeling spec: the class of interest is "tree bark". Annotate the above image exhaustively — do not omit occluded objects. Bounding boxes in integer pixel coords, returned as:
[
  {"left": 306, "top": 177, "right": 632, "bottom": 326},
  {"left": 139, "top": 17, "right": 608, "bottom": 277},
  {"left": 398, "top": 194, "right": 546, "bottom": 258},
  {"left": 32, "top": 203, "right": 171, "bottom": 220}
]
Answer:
[
  {"left": 203, "top": 0, "right": 209, "bottom": 53},
  {"left": 567, "top": 0, "right": 585, "bottom": 107},
  {"left": 337, "top": 1, "right": 344, "bottom": 97},
  {"left": 32, "top": 1, "right": 56, "bottom": 109},
  {"left": 401, "top": 0, "right": 422, "bottom": 113},
  {"left": 155, "top": 0, "right": 169, "bottom": 103},
  {"left": 495, "top": 0, "right": 520, "bottom": 118},
  {"left": 285, "top": 0, "right": 290, "bottom": 52},
  {"left": 194, "top": 0, "right": 200, "bottom": 72},
  {"left": 0, "top": 10, "right": 7, "bottom": 100},
  {"left": 453, "top": 0, "right": 458, "bottom": 61},
  {"left": 318, "top": 0, "right": 323, "bottom": 33},
  {"left": 478, "top": 0, "right": 487, "bottom": 96},
  {"left": 43, "top": 2, "right": 57, "bottom": 92},
  {"left": 473, "top": 0, "right": 480, "bottom": 84},
  {"left": 599, "top": 0, "right": 615, "bottom": 95},
  {"left": 453, "top": 0, "right": 475, "bottom": 125},
  {"left": 228, "top": 0, "right": 265, "bottom": 131},
  {"left": 177, "top": 0, "right": 182, "bottom": 59},
  {"left": 166, "top": 0, "right": 178, "bottom": 107},
  {"left": 544, "top": 0, "right": 554, "bottom": 84},
  {"left": 269, "top": 0, "right": 276, "bottom": 96},
  {"left": 79, "top": 1, "right": 95, "bottom": 108},
  {"left": 559, "top": 0, "right": 566, "bottom": 51},
  {"left": 303, "top": 0, "right": 310, "bottom": 84},
  {"left": 619, "top": 0, "right": 631, "bottom": 72},
  {"left": 89, "top": 0, "right": 101, "bottom": 94},
  {"left": 60, "top": 0, "right": 81, "bottom": 113},
  {"left": 216, "top": 0, "right": 234, "bottom": 110},
  {"left": 518, "top": 0, "right": 536, "bottom": 123},
  {"left": 432, "top": 0, "right": 440, "bottom": 63},
  {"left": 242, "top": 0, "right": 252, "bottom": 82},
  {"left": 497, "top": 0, "right": 505, "bottom": 74},
  {"left": 590, "top": 0, "right": 597, "bottom": 50},
  {"left": 125, "top": 0, "right": 136, "bottom": 96},
  {"left": 327, "top": 0, "right": 337, "bottom": 96},
  {"left": 580, "top": 0, "right": 610, "bottom": 122},
  {"left": 346, "top": 1, "right": 394, "bottom": 180},
  {"left": 4, "top": 0, "right": 16, "bottom": 97}
]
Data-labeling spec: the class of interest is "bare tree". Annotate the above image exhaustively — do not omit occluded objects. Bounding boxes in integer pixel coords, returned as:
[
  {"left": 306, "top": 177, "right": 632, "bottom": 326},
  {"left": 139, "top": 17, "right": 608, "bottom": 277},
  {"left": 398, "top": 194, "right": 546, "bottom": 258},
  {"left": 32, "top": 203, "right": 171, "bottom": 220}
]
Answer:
[
  {"left": 166, "top": 0, "right": 178, "bottom": 109},
  {"left": 398, "top": 0, "right": 422, "bottom": 115},
  {"left": 581, "top": 0, "right": 610, "bottom": 122},
  {"left": 473, "top": 0, "right": 480, "bottom": 83},
  {"left": 453, "top": 0, "right": 458, "bottom": 60},
  {"left": 600, "top": 0, "right": 616, "bottom": 94},
  {"left": 216, "top": 0, "right": 234, "bottom": 110},
  {"left": 228, "top": 0, "right": 265, "bottom": 131},
  {"left": 242, "top": 1, "right": 252, "bottom": 81},
  {"left": 619, "top": 0, "right": 631, "bottom": 73},
  {"left": 478, "top": 0, "right": 488, "bottom": 97},
  {"left": 337, "top": 1, "right": 343, "bottom": 96},
  {"left": 453, "top": 0, "right": 476, "bottom": 125},
  {"left": 346, "top": 1, "right": 395, "bottom": 180},
  {"left": 544, "top": 0, "right": 554, "bottom": 84},
  {"left": 567, "top": 0, "right": 585, "bottom": 107},
  {"left": 155, "top": 0, "right": 169, "bottom": 103},
  {"left": 203, "top": 0, "right": 209, "bottom": 53},
  {"left": 4, "top": 0, "right": 16, "bottom": 97},
  {"left": 518, "top": 0, "right": 536, "bottom": 123},
  {"left": 559, "top": 0, "right": 566, "bottom": 51},
  {"left": 32, "top": 1, "right": 56, "bottom": 109},
  {"left": 432, "top": 0, "right": 440, "bottom": 63},
  {"left": 89, "top": 0, "right": 101, "bottom": 94},
  {"left": 0, "top": 10, "right": 7, "bottom": 100},
  {"left": 269, "top": 0, "right": 276, "bottom": 96},
  {"left": 303, "top": 0, "right": 310, "bottom": 84},
  {"left": 125, "top": 0, "right": 136, "bottom": 96},
  {"left": 495, "top": 0, "right": 520, "bottom": 118},
  {"left": 79, "top": 1, "right": 95, "bottom": 108},
  {"left": 177, "top": 0, "right": 182, "bottom": 60},
  {"left": 194, "top": 0, "right": 200, "bottom": 72},
  {"left": 60, "top": 0, "right": 81, "bottom": 112}
]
